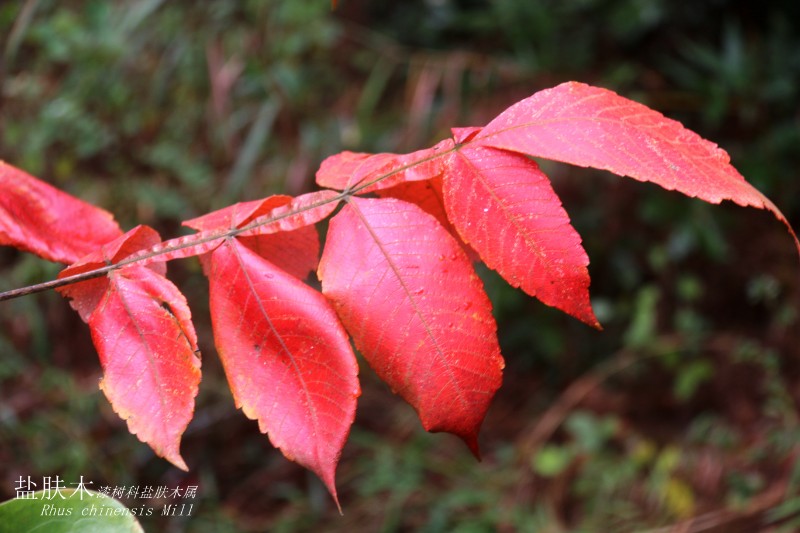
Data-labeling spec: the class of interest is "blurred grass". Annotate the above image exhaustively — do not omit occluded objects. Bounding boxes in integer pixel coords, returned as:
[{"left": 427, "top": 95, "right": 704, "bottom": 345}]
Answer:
[{"left": 1, "top": 0, "right": 800, "bottom": 531}]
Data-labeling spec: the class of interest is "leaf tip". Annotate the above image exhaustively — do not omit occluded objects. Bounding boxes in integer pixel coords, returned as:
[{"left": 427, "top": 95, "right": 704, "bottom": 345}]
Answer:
[
  {"left": 584, "top": 308, "right": 603, "bottom": 330},
  {"left": 451, "top": 126, "right": 482, "bottom": 144},
  {"left": 462, "top": 433, "right": 482, "bottom": 461},
  {"left": 332, "top": 490, "right": 344, "bottom": 515},
  {"left": 167, "top": 454, "right": 189, "bottom": 472},
  {"left": 552, "top": 296, "right": 602, "bottom": 330},
  {"left": 315, "top": 466, "right": 343, "bottom": 514},
  {"left": 584, "top": 310, "right": 603, "bottom": 330},
  {"left": 566, "top": 296, "right": 602, "bottom": 330}
]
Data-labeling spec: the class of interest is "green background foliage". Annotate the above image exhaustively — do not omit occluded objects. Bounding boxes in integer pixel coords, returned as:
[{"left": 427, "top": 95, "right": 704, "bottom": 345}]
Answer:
[{"left": 1, "top": 0, "right": 799, "bottom": 531}]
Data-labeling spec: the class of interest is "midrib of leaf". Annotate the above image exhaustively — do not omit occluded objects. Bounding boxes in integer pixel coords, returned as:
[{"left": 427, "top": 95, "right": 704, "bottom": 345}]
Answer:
[
  {"left": 226, "top": 239, "right": 321, "bottom": 462},
  {"left": 473, "top": 115, "right": 770, "bottom": 203},
  {"left": 347, "top": 198, "right": 471, "bottom": 414},
  {"left": 471, "top": 114, "right": 800, "bottom": 254}
]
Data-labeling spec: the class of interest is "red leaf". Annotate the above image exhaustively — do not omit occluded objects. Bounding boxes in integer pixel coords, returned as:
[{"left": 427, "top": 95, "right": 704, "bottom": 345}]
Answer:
[
  {"left": 231, "top": 190, "right": 341, "bottom": 237},
  {"left": 207, "top": 238, "right": 359, "bottom": 506},
  {"left": 123, "top": 192, "right": 334, "bottom": 285},
  {"left": 56, "top": 226, "right": 200, "bottom": 469},
  {"left": 452, "top": 126, "right": 482, "bottom": 144},
  {"left": 474, "top": 81, "right": 799, "bottom": 250},
  {"left": 236, "top": 228, "right": 320, "bottom": 281},
  {"left": 58, "top": 225, "right": 166, "bottom": 322},
  {"left": 315, "top": 151, "right": 375, "bottom": 191},
  {"left": 444, "top": 145, "right": 598, "bottom": 327},
  {"left": 184, "top": 192, "right": 333, "bottom": 280},
  {"left": 318, "top": 197, "right": 504, "bottom": 455},
  {"left": 89, "top": 265, "right": 201, "bottom": 471},
  {"left": 184, "top": 195, "right": 292, "bottom": 231},
  {"left": 315, "top": 139, "right": 455, "bottom": 193},
  {"left": 185, "top": 191, "right": 339, "bottom": 237},
  {"left": 119, "top": 231, "right": 228, "bottom": 269},
  {"left": 375, "top": 177, "right": 451, "bottom": 235},
  {"left": 0, "top": 162, "right": 122, "bottom": 263},
  {"left": 376, "top": 176, "right": 478, "bottom": 261}
]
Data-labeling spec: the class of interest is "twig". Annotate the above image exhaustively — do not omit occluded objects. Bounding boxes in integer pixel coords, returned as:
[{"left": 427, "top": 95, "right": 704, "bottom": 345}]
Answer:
[
  {"left": 641, "top": 475, "right": 793, "bottom": 533},
  {"left": 0, "top": 143, "right": 458, "bottom": 303}
]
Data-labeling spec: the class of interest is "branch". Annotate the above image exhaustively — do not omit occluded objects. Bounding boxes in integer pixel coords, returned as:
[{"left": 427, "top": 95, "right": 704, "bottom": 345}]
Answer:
[
  {"left": 0, "top": 140, "right": 460, "bottom": 304},
  {"left": 0, "top": 188, "right": 351, "bottom": 302}
]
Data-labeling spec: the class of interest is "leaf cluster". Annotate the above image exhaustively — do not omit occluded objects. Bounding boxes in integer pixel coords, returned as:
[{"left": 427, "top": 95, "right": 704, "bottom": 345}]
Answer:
[{"left": 2, "top": 81, "right": 797, "bottom": 510}]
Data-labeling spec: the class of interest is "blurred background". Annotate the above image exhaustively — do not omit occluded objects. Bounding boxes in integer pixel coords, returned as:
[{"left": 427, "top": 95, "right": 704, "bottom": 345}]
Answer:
[{"left": 1, "top": 0, "right": 799, "bottom": 531}]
